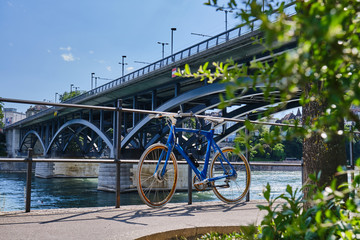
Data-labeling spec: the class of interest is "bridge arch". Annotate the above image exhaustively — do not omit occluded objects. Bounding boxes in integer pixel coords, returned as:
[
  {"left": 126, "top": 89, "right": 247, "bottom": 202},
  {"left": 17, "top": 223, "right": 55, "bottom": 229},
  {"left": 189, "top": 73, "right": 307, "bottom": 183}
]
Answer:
[
  {"left": 122, "top": 81, "right": 301, "bottom": 150},
  {"left": 121, "top": 82, "right": 228, "bottom": 148},
  {"left": 19, "top": 130, "right": 46, "bottom": 155},
  {"left": 45, "top": 119, "right": 114, "bottom": 158}
]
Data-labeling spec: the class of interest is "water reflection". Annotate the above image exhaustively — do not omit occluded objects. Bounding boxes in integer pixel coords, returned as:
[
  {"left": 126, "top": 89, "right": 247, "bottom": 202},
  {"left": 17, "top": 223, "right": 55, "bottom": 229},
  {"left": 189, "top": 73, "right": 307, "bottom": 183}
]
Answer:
[{"left": 0, "top": 171, "right": 302, "bottom": 212}]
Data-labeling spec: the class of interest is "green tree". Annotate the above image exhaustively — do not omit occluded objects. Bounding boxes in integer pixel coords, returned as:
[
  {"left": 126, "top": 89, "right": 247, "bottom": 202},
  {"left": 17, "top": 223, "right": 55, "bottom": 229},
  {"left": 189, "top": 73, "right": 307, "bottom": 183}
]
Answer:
[
  {"left": 59, "top": 90, "right": 85, "bottom": 102},
  {"left": 0, "top": 103, "right": 5, "bottom": 156},
  {"left": 272, "top": 143, "right": 285, "bottom": 161},
  {"left": 0, "top": 131, "right": 6, "bottom": 156},
  {"left": 180, "top": 0, "right": 359, "bottom": 195},
  {"left": 0, "top": 102, "right": 3, "bottom": 123}
]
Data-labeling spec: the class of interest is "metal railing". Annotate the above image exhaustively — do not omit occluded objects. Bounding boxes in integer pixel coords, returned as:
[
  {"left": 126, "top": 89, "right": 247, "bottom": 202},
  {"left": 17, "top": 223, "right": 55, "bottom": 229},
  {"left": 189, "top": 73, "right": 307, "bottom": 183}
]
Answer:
[
  {"left": 0, "top": 151, "right": 303, "bottom": 213},
  {"left": 0, "top": 96, "right": 305, "bottom": 212},
  {"left": 1, "top": 97, "right": 358, "bottom": 213}
]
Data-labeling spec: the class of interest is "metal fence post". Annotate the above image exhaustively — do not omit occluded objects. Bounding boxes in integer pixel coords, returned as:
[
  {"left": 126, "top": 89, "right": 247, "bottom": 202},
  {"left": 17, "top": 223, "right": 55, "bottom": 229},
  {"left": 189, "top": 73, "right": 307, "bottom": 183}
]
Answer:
[
  {"left": 188, "top": 165, "right": 192, "bottom": 205},
  {"left": 25, "top": 148, "right": 33, "bottom": 213},
  {"left": 349, "top": 125, "right": 355, "bottom": 182},
  {"left": 115, "top": 99, "right": 122, "bottom": 208},
  {"left": 245, "top": 116, "right": 250, "bottom": 202}
]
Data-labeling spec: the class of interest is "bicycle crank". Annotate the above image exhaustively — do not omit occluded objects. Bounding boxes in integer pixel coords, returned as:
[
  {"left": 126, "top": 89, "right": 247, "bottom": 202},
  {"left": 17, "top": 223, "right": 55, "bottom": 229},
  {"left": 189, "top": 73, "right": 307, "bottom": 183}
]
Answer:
[{"left": 193, "top": 176, "right": 209, "bottom": 191}]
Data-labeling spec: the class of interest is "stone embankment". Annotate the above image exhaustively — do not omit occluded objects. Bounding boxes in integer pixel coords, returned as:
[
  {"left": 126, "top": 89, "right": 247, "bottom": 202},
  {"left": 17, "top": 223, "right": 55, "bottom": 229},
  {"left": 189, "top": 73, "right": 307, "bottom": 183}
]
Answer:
[{"left": 249, "top": 160, "right": 302, "bottom": 171}]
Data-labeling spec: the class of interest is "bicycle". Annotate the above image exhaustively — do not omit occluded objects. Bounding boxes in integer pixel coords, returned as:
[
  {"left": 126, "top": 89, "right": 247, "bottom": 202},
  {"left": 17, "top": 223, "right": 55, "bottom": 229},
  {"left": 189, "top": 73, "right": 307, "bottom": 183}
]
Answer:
[{"left": 136, "top": 112, "right": 251, "bottom": 208}]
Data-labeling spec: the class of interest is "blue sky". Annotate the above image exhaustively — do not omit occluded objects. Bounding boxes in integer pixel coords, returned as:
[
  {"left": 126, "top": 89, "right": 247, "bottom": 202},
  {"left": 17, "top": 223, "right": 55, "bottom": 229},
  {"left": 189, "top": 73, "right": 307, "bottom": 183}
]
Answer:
[{"left": 1, "top": 0, "right": 243, "bottom": 113}]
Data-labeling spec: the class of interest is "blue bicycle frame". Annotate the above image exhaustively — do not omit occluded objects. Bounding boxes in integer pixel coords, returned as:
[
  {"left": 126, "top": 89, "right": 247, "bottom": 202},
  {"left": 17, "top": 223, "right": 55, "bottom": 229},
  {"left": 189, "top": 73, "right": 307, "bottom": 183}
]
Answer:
[{"left": 156, "top": 123, "right": 237, "bottom": 183}]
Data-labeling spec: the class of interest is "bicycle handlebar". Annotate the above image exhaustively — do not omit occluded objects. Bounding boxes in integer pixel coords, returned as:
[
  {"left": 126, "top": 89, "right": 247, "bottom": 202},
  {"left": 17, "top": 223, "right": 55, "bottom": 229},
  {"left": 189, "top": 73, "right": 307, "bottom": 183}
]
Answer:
[
  {"left": 150, "top": 111, "right": 194, "bottom": 119},
  {"left": 149, "top": 111, "right": 224, "bottom": 127}
]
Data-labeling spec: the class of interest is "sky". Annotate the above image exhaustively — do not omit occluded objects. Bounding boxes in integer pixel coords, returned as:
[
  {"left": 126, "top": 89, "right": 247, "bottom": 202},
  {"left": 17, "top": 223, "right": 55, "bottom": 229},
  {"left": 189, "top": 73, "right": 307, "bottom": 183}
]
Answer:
[{"left": 1, "top": 0, "right": 244, "bottom": 113}]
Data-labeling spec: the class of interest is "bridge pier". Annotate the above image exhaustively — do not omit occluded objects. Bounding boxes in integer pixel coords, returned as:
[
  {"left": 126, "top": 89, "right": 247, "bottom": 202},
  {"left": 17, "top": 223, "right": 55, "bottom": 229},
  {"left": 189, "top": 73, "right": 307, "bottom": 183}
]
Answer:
[
  {"left": 35, "top": 162, "right": 55, "bottom": 178},
  {"left": 5, "top": 128, "right": 20, "bottom": 158},
  {"left": 97, "top": 161, "right": 191, "bottom": 192}
]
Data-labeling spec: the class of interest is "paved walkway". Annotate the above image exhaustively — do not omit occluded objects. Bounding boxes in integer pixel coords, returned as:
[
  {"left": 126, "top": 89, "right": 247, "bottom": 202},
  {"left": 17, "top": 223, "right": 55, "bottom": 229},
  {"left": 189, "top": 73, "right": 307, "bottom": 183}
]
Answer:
[{"left": 0, "top": 200, "right": 267, "bottom": 240}]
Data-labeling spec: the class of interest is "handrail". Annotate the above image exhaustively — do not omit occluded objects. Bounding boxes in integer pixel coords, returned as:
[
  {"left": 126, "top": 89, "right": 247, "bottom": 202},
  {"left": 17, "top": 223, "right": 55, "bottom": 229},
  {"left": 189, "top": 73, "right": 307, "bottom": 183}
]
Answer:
[
  {"left": 0, "top": 154, "right": 303, "bottom": 213},
  {"left": 0, "top": 97, "right": 299, "bottom": 128},
  {"left": 0, "top": 157, "right": 303, "bottom": 166}
]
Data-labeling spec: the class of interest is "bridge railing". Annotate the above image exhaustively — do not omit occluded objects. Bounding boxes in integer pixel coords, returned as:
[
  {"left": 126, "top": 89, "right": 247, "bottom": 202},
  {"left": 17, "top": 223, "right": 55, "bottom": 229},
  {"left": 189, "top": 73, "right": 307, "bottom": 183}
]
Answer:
[
  {"left": 4, "top": 2, "right": 296, "bottom": 127},
  {"left": 48, "top": 2, "right": 297, "bottom": 106}
]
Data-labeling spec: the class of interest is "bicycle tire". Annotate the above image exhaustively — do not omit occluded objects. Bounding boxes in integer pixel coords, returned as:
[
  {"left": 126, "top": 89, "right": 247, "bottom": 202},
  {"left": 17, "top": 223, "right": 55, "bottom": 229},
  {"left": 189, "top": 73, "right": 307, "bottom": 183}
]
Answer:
[
  {"left": 136, "top": 143, "right": 178, "bottom": 208},
  {"left": 210, "top": 147, "right": 251, "bottom": 203}
]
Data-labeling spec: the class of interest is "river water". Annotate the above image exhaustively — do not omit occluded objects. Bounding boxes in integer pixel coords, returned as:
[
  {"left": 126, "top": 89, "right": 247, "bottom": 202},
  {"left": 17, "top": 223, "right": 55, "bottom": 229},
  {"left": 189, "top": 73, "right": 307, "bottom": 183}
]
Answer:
[{"left": 0, "top": 171, "right": 302, "bottom": 212}]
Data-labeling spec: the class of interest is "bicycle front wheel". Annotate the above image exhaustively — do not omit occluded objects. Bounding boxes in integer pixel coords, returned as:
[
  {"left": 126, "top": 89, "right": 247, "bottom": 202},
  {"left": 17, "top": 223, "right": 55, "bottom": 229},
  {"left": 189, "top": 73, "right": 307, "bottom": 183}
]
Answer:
[
  {"left": 136, "top": 143, "right": 178, "bottom": 208},
  {"left": 210, "top": 147, "right": 251, "bottom": 203}
]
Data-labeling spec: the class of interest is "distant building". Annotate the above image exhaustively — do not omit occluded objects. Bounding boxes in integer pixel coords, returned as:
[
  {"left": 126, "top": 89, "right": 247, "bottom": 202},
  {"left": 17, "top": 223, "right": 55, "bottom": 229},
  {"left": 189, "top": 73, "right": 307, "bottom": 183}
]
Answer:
[
  {"left": 346, "top": 106, "right": 360, "bottom": 125},
  {"left": 1, "top": 108, "right": 26, "bottom": 127},
  {"left": 26, "top": 105, "right": 48, "bottom": 118},
  {"left": 276, "top": 108, "right": 302, "bottom": 123},
  {"left": 205, "top": 110, "right": 237, "bottom": 142}
]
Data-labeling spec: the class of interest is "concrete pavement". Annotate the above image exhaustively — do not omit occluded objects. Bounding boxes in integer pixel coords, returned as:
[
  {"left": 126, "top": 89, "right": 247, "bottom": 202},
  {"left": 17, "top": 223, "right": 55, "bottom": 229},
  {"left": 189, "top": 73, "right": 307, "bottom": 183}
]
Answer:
[{"left": 0, "top": 200, "right": 267, "bottom": 240}]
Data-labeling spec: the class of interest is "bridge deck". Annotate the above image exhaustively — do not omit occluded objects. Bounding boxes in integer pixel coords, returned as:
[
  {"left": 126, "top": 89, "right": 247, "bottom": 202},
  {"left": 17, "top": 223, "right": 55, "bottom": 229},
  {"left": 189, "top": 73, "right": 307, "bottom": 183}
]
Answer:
[{"left": 0, "top": 200, "right": 268, "bottom": 240}]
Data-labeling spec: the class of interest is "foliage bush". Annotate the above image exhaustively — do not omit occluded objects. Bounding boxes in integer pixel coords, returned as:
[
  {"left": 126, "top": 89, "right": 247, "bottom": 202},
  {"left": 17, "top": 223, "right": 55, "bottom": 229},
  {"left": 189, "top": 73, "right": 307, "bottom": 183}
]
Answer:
[{"left": 196, "top": 162, "right": 360, "bottom": 239}]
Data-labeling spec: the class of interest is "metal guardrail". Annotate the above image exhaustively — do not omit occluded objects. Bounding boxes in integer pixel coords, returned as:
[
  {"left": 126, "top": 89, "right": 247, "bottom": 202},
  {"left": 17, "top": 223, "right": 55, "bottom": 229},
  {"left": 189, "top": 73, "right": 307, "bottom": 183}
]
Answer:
[
  {"left": 6, "top": 2, "right": 297, "bottom": 127},
  {"left": 0, "top": 151, "right": 303, "bottom": 213},
  {"left": 0, "top": 97, "right": 358, "bottom": 212}
]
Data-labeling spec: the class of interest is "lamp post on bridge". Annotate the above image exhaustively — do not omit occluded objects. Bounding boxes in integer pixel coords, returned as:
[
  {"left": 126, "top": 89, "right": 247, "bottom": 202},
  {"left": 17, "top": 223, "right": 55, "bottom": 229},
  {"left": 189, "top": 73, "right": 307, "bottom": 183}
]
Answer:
[
  {"left": 55, "top": 92, "right": 59, "bottom": 103},
  {"left": 217, "top": 8, "right": 233, "bottom": 32},
  {"left": 70, "top": 84, "right": 74, "bottom": 93},
  {"left": 171, "top": 28, "right": 176, "bottom": 60},
  {"left": 91, "top": 73, "right": 95, "bottom": 90},
  {"left": 157, "top": 41, "right": 169, "bottom": 59},
  {"left": 119, "top": 56, "right": 127, "bottom": 77}
]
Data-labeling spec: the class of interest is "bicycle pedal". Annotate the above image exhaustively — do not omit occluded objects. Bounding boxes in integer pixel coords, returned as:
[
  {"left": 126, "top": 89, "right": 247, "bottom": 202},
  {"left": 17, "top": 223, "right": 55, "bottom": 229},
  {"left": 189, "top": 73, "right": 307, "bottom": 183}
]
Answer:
[
  {"left": 214, "top": 184, "right": 230, "bottom": 188},
  {"left": 193, "top": 179, "right": 208, "bottom": 186},
  {"left": 194, "top": 179, "right": 210, "bottom": 191}
]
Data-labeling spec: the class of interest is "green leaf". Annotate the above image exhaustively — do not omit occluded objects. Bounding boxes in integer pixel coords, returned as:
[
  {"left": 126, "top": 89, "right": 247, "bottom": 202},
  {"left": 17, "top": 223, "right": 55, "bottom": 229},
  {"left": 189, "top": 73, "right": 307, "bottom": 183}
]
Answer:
[
  {"left": 184, "top": 64, "right": 191, "bottom": 75},
  {"left": 263, "top": 183, "right": 271, "bottom": 201}
]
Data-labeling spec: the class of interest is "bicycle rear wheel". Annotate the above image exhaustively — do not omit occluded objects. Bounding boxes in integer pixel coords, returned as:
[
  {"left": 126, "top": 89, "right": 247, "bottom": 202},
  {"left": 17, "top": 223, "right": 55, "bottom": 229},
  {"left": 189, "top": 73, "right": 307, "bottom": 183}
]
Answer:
[
  {"left": 136, "top": 143, "right": 178, "bottom": 208},
  {"left": 210, "top": 147, "right": 251, "bottom": 203}
]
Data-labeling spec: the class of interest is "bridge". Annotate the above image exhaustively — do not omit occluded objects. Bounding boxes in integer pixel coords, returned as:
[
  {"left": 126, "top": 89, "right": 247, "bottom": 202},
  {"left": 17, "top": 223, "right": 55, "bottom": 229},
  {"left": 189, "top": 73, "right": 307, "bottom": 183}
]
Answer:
[{"left": 3, "top": 4, "right": 298, "bottom": 191}]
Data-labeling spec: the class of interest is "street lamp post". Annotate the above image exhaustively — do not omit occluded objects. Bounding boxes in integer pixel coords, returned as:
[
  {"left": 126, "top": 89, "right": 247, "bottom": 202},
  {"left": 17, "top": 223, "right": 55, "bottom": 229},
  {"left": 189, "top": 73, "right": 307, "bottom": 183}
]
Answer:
[
  {"left": 55, "top": 92, "right": 58, "bottom": 103},
  {"left": 171, "top": 28, "right": 177, "bottom": 57},
  {"left": 91, "top": 73, "right": 95, "bottom": 89},
  {"left": 217, "top": 8, "right": 233, "bottom": 32},
  {"left": 70, "top": 84, "right": 74, "bottom": 93},
  {"left": 157, "top": 42, "right": 169, "bottom": 59},
  {"left": 119, "top": 56, "right": 127, "bottom": 77}
]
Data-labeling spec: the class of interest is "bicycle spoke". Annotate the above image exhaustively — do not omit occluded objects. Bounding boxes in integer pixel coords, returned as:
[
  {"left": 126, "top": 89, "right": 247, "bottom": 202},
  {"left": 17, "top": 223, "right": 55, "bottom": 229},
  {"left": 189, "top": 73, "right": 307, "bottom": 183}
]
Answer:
[
  {"left": 137, "top": 144, "right": 178, "bottom": 208},
  {"left": 210, "top": 147, "right": 251, "bottom": 203}
]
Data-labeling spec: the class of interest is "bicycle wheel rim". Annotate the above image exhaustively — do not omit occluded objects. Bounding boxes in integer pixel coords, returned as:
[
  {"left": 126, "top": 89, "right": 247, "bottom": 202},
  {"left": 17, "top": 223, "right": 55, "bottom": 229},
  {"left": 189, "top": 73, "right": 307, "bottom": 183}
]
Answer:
[
  {"left": 137, "top": 144, "right": 178, "bottom": 207},
  {"left": 210, "top": 147, "right": 251, "bottom": 203}
]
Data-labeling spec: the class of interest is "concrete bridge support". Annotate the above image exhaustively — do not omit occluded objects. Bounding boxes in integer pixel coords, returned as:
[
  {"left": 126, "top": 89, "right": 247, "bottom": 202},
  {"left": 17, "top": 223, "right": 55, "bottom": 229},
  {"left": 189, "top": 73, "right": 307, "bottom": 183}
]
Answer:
[
  {"left": 0, "top": 128, "right": 30, "bottom": 171},
  {"left": 5, "top": 128, "right": 20, "bottom": 158},
  {"left": 97, "top": 163, "right": 134, "bottom": 192}
]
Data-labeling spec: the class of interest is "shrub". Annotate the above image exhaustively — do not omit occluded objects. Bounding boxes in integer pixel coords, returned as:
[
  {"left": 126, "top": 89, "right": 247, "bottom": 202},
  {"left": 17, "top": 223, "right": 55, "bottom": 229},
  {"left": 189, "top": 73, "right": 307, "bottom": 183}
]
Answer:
[{"left": 198, "top": 162, "right": 360, "bottom": 239}]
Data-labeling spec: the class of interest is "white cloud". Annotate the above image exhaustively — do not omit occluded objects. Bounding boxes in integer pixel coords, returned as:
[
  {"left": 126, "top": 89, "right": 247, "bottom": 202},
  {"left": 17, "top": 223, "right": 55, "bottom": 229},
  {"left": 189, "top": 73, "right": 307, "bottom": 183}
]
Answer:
[
  {"left": 59, "top": 46, "right": 72, "bottom": 51},
  {"left": 106, "top": 66, "right": 112, "bottom": 72},
  {"left": 126, "top": 66, "right": 134, "bottom": 71},
  {"left": 89, "top": 50, "right": 94, "bottom": 54},
  {"left": 61, "top": 53, "right": 75, "bottom": 62},
  {"left": 47, "top": 49, "right": 51, "bottom": 53}
]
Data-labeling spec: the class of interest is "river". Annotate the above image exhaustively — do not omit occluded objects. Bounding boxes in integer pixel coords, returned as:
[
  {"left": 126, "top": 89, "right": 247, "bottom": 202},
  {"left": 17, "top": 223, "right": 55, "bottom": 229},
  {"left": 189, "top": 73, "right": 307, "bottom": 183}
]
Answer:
[{"left": 0, "top": 171, "right": 302, "bottom": 212}]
